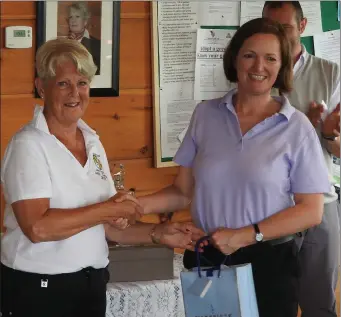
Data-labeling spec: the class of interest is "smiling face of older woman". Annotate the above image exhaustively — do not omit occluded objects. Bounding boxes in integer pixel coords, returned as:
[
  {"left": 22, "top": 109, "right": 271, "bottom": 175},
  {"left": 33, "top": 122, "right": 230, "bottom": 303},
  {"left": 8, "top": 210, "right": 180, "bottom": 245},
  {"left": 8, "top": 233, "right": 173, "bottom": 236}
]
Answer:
[{"left": 36, "top": 59, "right": 90, "bottom": 127}]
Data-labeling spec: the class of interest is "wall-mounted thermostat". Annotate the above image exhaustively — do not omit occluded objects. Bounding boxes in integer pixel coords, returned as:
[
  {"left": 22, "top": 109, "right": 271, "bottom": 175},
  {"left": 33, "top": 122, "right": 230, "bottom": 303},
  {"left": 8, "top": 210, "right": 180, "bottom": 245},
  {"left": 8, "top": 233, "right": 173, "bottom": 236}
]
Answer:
[{"left": 5, "top": 26, "right": 32, "bottom": 48}]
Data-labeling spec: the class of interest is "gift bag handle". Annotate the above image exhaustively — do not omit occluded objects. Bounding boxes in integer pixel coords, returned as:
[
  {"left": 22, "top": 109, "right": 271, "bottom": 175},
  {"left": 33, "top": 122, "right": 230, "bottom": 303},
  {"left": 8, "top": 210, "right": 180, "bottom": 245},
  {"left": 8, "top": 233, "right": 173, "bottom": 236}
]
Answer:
[{"left": 195, "top": 235, "right": 229, "bottom": 278}]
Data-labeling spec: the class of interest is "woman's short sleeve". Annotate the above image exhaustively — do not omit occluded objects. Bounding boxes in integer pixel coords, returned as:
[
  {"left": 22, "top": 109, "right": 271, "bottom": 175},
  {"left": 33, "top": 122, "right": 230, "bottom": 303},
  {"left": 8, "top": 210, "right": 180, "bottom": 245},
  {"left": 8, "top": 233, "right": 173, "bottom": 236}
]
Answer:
[
  {"left": 1, "top": 139, "right": 52, "bottom": 204},
  {"left": 290, "top": 129, "right": 331, "bottom": 194}
]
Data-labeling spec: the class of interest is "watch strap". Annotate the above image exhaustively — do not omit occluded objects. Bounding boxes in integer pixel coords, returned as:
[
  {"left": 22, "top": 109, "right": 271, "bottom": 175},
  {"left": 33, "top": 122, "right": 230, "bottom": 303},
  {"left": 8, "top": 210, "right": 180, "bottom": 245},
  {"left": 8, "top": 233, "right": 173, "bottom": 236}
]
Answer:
[
  {"left": 253, "top": 223, "right": 260, "bottom": 234},
  {"left": 253, "top": 223, "right": 264, "bottom": 243},
  {"left": 322, "top": 133, "right": 336, "bottom": 141}
]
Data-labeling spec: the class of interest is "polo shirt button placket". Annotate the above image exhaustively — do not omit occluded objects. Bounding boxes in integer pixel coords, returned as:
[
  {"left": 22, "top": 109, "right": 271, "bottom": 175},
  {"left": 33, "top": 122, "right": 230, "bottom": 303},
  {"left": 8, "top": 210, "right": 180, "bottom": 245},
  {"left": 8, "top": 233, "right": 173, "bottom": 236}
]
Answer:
[{"left": 238, "top": 138, "right": 244, "bottom": 151}]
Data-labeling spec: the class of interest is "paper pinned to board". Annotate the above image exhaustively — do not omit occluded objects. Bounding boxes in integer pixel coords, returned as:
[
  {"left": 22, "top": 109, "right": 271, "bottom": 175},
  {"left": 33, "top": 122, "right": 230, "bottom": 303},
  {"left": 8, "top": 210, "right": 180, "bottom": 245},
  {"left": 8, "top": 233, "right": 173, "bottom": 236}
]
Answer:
[
  {"left": 313, "top": 30, "right": 340, "bottom": 66},
  {"left": 194, "top": 28, "right": 237, "bottom": 100},
  {"left": 240, "top": 1, "right": 264, "bottom": 26},
  {"left": 300, "top": 2, "right": 323, "bottom": 37},
  {"left": 198, "top": 1, "right": 240, "bottom": 26}
]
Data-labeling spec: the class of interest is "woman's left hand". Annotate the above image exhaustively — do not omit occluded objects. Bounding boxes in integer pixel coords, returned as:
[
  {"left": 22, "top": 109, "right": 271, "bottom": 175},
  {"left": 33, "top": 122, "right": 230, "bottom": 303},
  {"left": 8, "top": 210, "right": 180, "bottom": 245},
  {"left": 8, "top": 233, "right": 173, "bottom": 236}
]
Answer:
[
  {"left": 210, "top": 228, "right": 241, "bottom": 255},
  {"left": 158, "top": 222, "right": 206, "bottom": 251}
]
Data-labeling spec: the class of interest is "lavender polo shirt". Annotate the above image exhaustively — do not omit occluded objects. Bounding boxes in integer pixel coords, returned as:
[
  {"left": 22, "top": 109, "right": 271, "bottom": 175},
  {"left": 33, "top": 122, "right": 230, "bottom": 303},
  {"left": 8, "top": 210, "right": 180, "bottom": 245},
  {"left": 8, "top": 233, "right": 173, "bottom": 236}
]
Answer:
[{"left": 174, "top": 89, "right": 330, "bottom": 233}]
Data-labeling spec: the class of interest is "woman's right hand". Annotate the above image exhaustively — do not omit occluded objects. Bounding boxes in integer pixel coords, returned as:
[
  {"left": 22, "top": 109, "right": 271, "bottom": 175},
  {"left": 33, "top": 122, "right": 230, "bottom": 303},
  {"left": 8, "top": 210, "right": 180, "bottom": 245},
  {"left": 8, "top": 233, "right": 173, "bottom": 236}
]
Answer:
[{"left": 105, "top": 195, "right": 143, "bottom": 224}]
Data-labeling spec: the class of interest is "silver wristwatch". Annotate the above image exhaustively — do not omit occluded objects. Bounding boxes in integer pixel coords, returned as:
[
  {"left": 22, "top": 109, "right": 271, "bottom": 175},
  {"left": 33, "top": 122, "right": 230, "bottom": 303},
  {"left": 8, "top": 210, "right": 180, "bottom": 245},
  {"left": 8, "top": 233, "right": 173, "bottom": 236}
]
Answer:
[{"left": 253, "top": 224, "right": 264, "bottom": 243}]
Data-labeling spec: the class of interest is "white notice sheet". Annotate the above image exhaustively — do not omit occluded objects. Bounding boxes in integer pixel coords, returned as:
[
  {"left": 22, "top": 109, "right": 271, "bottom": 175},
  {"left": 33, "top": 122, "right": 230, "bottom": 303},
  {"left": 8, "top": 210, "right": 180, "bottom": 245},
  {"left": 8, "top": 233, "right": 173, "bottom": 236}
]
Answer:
[
  {"left": 159, "top": 83, "right": 197, "bottom": 158},
  {"left": 314, "top": 30, "right": 340, "bottom": 65},
  {"left": 198, "top": 1, "right": 240, "bottom": 26},
  {"left": 157, "top": 2, "right": 199, "bottom": 158},
  {"left": 240, "top": 1, "right": 264, "bottom": 26},
  {"left": 194, "top": 29, "right": 237, "bottom": 100},
  {"left": 300, "top": 2, "right": 323, "bottom": 37}
]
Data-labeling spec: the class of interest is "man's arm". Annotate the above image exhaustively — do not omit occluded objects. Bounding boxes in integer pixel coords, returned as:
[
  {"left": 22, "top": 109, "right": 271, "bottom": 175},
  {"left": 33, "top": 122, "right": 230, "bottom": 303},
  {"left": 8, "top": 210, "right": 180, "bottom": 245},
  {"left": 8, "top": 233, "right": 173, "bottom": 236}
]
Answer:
[{"left": 321, "top": 103, "right": 340, "bottom": 158}]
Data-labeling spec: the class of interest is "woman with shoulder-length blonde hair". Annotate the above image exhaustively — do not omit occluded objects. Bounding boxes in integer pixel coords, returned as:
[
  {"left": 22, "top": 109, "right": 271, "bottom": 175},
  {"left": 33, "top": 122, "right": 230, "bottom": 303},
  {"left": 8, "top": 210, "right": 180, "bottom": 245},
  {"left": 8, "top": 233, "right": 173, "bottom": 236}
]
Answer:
[{"left": 0, "top": 38, "right": 204, "bottom": 317}]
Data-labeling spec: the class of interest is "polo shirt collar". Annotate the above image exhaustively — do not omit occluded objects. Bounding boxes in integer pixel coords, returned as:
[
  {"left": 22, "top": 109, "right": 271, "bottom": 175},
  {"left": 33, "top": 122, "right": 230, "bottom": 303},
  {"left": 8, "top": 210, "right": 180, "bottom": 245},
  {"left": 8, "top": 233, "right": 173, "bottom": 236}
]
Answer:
[
  {"left": 294, "top": 45, "right": 308, "bottom": 72},
  {"left": 301, "top": 45, "right": 308, "bottom": 61},
  {"left": 219, "top": 88, "right": 295, "bottom": 120},
  {"left": 31, "top": 104, "right": 98, "bottom": 137}
]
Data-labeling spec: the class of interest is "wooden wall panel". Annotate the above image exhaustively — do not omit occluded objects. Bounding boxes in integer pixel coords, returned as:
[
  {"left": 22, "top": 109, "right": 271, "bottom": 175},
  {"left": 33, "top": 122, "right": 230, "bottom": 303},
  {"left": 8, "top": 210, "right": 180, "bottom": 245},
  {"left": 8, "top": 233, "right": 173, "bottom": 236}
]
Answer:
[
  {"left": 121, "top": 2, "right": 150, "bottom": 19},
  {"left": 119, "top": 18, "right": 152, "bottom": 89},
  {"left": 0, "top": 97, "right": 41, "bottom": 157},
  {"left": 83, "top": 90, "right": 153, "bottom": 160},
  {"left": 1, "top": 2, "right": 35, "bottom": 19}
]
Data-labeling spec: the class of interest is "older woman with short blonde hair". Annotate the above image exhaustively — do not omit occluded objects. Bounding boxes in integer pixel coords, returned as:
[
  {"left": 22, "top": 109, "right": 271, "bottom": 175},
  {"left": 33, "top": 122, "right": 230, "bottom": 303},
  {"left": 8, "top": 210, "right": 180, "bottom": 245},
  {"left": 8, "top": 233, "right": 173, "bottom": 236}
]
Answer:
[
  {"left": 36, "top": 37, "right": 97, "bottom": 82},
  {"left": 0, "top": 38, "right": 204, "bottom": 317}
]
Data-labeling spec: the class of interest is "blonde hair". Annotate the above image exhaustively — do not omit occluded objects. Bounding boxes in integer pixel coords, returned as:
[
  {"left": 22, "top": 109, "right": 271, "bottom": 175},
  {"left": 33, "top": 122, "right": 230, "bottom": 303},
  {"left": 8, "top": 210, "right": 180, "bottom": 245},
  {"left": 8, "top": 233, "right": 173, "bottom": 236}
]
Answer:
[
  {"left": 35, "top": 38, "right": 97, "bottom": 82},
  {"left": 68, "top": 2, "right": 90, "bottom": 21}
]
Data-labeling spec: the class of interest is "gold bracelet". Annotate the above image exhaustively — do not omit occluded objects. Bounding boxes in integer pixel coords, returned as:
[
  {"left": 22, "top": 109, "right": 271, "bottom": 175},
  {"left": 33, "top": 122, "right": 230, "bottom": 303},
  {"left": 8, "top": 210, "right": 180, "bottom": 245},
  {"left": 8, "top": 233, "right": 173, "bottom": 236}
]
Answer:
[{"left": 149, "top": 224, "right": 161, "bottom": 244}]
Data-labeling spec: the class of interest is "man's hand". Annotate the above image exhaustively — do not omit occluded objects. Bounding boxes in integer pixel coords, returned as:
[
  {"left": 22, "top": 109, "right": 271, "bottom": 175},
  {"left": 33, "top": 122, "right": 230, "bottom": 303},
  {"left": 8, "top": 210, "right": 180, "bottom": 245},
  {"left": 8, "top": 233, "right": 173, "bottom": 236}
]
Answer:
[
  {"left": 322, "top": 103, "right": 340, "bottom": 137},
  {"left": 306, "top": 101, "right": 324, "bottom": 127},
  {"left": 156, "top": 222, "right": 206, "bottom": 251}
]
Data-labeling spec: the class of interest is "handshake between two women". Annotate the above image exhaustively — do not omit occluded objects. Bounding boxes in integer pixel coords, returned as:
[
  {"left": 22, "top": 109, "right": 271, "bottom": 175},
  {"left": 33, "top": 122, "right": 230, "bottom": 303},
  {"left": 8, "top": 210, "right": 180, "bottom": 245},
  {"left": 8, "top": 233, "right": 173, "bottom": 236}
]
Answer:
[{"left": 102, "top": 191, "right": 206, "bottom": 252}]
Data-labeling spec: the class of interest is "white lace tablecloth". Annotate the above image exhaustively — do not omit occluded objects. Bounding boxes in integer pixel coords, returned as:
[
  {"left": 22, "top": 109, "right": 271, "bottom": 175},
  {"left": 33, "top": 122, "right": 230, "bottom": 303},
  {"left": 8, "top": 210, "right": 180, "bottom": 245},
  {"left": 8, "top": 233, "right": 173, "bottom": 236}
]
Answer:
[{"left": 105, "top": 254, "right": 185, "bottom": 317}]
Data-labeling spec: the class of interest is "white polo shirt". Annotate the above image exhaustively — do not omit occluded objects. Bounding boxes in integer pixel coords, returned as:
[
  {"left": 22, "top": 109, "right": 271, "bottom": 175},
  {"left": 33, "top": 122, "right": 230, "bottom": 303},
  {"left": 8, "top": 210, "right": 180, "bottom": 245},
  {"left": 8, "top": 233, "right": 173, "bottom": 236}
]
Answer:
[{"left": 1, "top": 105, "right": 116, "bottom": 274}]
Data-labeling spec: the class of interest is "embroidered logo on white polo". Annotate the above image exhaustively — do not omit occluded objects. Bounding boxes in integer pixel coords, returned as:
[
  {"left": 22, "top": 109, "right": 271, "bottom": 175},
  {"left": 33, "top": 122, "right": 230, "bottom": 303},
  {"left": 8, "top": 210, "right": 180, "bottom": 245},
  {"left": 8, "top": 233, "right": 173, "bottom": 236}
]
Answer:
[{"left": 92, "top": 153, "right": 107, "bottom": 180}]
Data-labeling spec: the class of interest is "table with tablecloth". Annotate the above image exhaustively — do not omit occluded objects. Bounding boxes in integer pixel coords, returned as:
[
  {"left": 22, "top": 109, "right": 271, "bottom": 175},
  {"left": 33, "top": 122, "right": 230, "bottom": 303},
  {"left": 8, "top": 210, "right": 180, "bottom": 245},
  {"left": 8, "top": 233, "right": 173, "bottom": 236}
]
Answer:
[{"left": 105, "top": 253, "right": 185, "bottom": 317}]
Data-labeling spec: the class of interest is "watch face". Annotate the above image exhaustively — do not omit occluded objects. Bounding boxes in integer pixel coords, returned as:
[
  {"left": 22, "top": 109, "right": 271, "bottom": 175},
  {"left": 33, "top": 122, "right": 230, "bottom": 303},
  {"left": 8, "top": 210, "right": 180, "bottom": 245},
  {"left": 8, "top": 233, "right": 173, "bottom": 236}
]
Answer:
[{"left": 256, "top": 232, "right": 264, "bottom": 242}]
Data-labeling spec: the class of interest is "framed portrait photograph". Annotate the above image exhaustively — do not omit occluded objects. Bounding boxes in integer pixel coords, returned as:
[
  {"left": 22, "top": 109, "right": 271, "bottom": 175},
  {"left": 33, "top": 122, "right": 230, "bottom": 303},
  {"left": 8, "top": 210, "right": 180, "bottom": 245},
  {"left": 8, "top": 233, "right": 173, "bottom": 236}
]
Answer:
[{"left": 36, "top": 1, "right": 120, "bottom": 97}]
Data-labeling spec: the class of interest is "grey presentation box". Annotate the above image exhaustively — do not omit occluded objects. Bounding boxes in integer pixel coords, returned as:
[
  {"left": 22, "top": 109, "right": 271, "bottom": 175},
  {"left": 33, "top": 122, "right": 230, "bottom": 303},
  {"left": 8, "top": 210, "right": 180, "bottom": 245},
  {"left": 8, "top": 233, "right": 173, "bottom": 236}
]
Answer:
[{"left": 107, "top": 243, "right": 174, "bottom": 282}]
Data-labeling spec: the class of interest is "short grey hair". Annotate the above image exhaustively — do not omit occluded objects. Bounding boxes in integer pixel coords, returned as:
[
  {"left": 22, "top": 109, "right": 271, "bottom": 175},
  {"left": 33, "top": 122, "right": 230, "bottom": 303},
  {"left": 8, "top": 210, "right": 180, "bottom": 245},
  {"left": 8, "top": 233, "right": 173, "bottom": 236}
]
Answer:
[
  {"left": 68, "top": 2, "right": 91, "bottom": 21},
  {"left": 35, "top": 38, "right": 97, "bottom": 82}
]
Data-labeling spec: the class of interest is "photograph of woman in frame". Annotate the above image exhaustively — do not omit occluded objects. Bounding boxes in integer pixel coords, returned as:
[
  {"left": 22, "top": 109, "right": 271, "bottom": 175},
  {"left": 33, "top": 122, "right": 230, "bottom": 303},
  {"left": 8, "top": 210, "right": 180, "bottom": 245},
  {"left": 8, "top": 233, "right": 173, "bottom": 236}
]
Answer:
[{"left": 58, "top": 1, "right": 101, "bottom": 75}]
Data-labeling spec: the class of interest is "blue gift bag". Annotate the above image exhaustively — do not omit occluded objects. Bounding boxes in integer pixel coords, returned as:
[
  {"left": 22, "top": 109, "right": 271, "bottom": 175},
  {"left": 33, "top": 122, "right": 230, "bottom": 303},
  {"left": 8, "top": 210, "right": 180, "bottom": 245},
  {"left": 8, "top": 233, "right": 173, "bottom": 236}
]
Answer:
[{"left": 180, "top": 236, "right": 259, "bottom": 317}]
